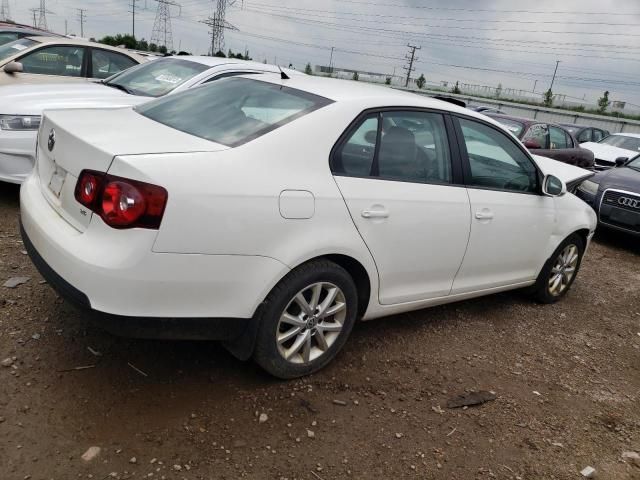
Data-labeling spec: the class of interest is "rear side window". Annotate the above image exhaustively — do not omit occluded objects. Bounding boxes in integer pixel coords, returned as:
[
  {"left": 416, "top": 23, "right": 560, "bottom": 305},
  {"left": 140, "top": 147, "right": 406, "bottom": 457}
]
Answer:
[
  {"left": 333, "top": 111, "right": 452, "bottom": 184},
  {"left": 91, "top": 49, "right": 137, "bottom": 79},
  {"left": 592, "top": 129, "right": 605, "bottom": 142},
  {"left": 577, "top": 129, "right": 592, "bottom": 143},
  {"left": 137, "top": 77, "right": 332, "bottom": 147},
  {"left": 549, "top": 126, "right": 571, "bottom": 149}
]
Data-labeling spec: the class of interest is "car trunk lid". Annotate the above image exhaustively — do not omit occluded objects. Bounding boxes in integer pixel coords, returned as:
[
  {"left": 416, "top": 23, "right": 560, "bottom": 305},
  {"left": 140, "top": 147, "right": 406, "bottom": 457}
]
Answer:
[{"left": 35, "top": 107, "right": 228, "bottom": 232}]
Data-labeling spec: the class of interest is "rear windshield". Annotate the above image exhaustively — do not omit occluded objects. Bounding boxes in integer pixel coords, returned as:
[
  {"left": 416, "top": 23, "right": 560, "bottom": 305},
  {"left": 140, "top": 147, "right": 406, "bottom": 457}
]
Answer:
[
  {"left": 489, "top": 116, "right": 525, "bottom": 137},
  {"left": 598, "top": 135, "right": 640, "bottom": 152},
  {"left": 136, "top": 77, "right": 332, "bottom": 146},
  {"left": 0, "top": 38, "right": 37, "bottom": 63}
]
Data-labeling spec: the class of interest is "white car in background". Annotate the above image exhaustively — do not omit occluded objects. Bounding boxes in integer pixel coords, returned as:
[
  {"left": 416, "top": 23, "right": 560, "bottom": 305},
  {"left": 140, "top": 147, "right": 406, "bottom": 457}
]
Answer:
[
  {"left": 0, "top": 56, "right": 298, "bottom": 183},
  {"left": 20, "top": 74, "right": 596, "bottom": 378},
  {"left": 580, "top": 133, "right": 640, "bottom": 170}
]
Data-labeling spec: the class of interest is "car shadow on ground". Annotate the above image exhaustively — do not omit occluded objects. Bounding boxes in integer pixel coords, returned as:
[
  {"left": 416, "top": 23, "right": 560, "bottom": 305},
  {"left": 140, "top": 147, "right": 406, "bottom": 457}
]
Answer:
[
  {"left": 593, "top": 227, "right": 640, "bottom": 256},
  {"left": 0, "top": 182, "right": 20, "bottom": 204}
]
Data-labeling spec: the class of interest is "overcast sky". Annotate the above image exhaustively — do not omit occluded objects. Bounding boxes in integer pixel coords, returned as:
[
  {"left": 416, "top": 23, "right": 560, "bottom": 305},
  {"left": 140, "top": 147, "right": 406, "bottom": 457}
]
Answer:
[{"left": 7, "top": 0, "right": 640, "bottom": 107}]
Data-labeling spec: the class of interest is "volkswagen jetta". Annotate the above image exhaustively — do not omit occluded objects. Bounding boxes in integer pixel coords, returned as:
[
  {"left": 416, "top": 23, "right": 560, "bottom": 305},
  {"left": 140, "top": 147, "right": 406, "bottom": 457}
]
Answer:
[{"left": 20, "top": 74, "right": 597, "bottom": 378}]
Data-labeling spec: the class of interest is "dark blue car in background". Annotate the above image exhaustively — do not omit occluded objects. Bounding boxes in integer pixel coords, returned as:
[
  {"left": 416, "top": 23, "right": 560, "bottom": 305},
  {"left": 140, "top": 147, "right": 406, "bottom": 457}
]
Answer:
[{"left": 577, "top": 154, "right": 640, "bottom": 236}]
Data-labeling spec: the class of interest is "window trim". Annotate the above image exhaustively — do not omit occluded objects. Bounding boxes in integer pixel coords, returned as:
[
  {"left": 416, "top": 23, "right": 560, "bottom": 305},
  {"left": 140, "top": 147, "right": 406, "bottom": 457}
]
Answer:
[
  {"left": 16, "top": 43, "right": 88, "bottom": 78},
  {"left": 329, "top": 106, "right": 465, "bottom": 186},
  {"left": 87, "top": 46, "right": 138, "bottom": 80},
  {"left": 452, "top": 113, "right": 544, "bottom": 196}
]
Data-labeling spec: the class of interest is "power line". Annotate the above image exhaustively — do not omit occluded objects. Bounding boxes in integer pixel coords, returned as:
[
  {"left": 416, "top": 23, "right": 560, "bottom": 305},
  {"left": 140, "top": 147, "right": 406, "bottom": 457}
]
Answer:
[
  {"left": 333, "top": 0, "right": 640, "bottom": 16},
  {"left": 403, "top": 44, "right": 420, "bottom": 87}
]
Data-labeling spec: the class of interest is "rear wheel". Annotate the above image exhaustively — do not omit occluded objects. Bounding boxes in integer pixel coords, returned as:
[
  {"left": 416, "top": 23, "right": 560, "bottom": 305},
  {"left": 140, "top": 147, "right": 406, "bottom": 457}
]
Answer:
[
  {"left": 253, "top": 260, "right": 358, "bottom": 379},
  {"left": 531, "top": 234, "right": 584, "bottom": 303}
]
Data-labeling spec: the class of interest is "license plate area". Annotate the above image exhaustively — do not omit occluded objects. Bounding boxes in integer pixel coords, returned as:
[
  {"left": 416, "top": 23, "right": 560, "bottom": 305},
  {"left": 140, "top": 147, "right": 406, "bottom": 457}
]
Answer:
[{"left": 48, "top": 163, "right": 67, "bottom": 198}]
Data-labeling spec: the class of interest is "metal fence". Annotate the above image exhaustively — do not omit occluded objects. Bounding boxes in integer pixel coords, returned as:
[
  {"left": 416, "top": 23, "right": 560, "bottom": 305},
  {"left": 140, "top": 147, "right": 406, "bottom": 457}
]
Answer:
[{"left": 404, "top": 89, "right": 640, "bottom": 134}]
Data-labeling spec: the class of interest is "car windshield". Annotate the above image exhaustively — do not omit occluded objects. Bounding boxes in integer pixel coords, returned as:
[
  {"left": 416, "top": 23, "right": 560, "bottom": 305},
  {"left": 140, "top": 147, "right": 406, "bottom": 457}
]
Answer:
[
  {"left": 491, "top": 117, "right": 525, "bottom": 137},
  {"left": 136, "top": 77, "right": 332, "bottom": 147},
  {"left": 0, "top": 38, "right": 37, "bottom": 63},
  {"left": 598, "top": 135, "right": 640, "bottom": 152},
  {"left": 628, "top": 155, "right": 640, "bottom": 169},
  {"left": 105, "top": 58, "right": 209, "bottom": 97}
]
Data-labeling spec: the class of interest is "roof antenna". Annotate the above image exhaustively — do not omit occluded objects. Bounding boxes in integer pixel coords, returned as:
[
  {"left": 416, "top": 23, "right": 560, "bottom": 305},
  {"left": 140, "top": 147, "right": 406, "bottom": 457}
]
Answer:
[{"left": 278, "top": 65, "right": 290, "bottom": 80}]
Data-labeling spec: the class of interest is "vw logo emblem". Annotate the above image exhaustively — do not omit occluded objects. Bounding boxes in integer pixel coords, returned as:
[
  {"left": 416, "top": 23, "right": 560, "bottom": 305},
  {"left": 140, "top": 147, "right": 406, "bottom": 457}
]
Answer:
[
  {"left": 618, "top": 197, "right": 640, "bottom": 209},
  {"left": 47, "top": 129, "right": 56, "bottom": 152}
]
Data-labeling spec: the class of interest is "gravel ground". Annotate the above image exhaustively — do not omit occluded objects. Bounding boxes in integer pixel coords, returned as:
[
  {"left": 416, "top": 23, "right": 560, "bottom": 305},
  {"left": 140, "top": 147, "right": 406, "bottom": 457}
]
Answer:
[{"left": 1, "top": 183, "right": 639, "bottom": 480}]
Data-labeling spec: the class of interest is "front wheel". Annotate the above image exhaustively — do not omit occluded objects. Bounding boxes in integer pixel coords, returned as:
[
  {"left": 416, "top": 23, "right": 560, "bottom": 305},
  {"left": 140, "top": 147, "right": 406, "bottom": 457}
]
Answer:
[
  {"left": 531, "top": 234, "right": 585, "bottom": 304},
  {"left": 253, "top": 260, "right": 358, "bottom": 379}
]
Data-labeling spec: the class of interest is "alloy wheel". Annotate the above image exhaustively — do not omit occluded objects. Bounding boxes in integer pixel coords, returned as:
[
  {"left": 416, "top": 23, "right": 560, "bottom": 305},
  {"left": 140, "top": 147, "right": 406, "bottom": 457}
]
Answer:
[
  {"left": 548, "top": 244, "right": 579, "bottom": 297},
  {"left": 276, "top": 282, "right": 347, "bottom": 364}
]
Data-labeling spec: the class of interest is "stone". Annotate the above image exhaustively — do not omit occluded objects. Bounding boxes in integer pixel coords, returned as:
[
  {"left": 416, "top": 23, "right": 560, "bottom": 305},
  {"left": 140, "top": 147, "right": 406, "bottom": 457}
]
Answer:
[
  {"left": 259, "top": 413, "right": 268, "bottom": 424},
  {"left": 580, "top": 466, "right": 596, "bottom": 478},
  {"left": 1, "top": 358, "right": 14, "bottom": 367},
  {"left": 3, "top": 277, "right": 30, "bottom": 288},
  {"left": 622, "top": 451, "right": 640, "bottom": 467},
  {"left": 333, "top": 399, "right": 347, "bottom": 406},
  {"left": 81, "top": 447, "right": 101, "bottom": 462},
  {"left": 307, "top": 429, "right": 315, "bottom": 439},
  {"left": 129, "top": 457, "right": 137, "bottom": 464}
]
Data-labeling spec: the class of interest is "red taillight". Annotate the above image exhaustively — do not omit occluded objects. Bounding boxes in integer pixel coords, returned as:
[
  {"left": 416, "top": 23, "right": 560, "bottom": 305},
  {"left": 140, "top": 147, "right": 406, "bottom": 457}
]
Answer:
[{"left": 75, "top": 170, "right": 168, "bottom": 229}]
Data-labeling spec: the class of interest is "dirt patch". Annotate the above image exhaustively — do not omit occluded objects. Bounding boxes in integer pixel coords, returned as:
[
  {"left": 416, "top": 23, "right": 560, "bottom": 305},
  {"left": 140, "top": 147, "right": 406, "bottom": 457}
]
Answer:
[{"left": 1, "top": 184, "right": 639, "bottom": 479}]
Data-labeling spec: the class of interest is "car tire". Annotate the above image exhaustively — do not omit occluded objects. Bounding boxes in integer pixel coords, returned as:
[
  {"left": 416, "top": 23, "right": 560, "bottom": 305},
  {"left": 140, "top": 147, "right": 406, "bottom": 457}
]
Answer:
[
  {"left": 252, "top": 260, "right": 358, "bottom": 379},
  {"left": 531, "top": 233, "right": 585, "bottom": 304}
]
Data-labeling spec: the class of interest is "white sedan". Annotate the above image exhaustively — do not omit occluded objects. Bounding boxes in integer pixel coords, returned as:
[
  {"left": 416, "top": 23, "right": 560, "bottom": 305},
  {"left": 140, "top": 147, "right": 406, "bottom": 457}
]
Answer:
[
  {"left": 0, "top": 55, "right": 298, "bottom": 184},
  {"left": 20, "top": 74, "right": 597, "bottom": 378},
  {"left": 581, "top": 133, "right": 640, "bottom": 170}
]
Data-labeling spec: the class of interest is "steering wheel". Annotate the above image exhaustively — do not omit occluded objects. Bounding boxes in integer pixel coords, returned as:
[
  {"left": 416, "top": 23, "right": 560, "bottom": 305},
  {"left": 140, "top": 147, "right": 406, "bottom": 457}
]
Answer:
[{"left": 503, "top": 174, "right": 531, "bottom": 191}]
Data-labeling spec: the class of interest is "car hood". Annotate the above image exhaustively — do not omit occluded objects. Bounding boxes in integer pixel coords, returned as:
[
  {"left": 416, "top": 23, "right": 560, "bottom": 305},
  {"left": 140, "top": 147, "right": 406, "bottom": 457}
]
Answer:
[
  {"left": 532, "top": 154, "right": 594, "bottom": 186},
  {"left": 592, "top": 165, "right": 640, "bottom": 191},
  {"left": 0, "top": 82, "right": 150, "bottom": 115},
  {"left": 580, "top": 142, "right": 637, "bottom": 161}
]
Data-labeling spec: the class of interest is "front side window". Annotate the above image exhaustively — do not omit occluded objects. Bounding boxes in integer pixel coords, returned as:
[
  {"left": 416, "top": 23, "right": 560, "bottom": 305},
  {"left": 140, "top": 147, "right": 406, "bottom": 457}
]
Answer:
[
  {"left": 91, "top": 49, "right": 137, "bottom": 79},
  {"left": 333, "top": 111, "right": 452, "bottom": 184},
  {"left": 549, "top": 126, "right": 571, "bottom": 149},
  {"left": 19, "top": 45, "right": 84, "bottom": 77},
  {"left": 137, "top": 77, "right": 331, "bottom": 147},
  {"left": 522, "top": 124, "right": 548, "bottom": 149},
  {"left": 105, "top": 58, "right": 209, "bottom": 97},
  {"left": 458, "top": 117, "right": 538, "bottom": 193},
  {"left": 0, "top": 38, "right": 37, "bottom": 63},
  {"left": 599, "top": 135, "right": 640, "bottom": 152}
]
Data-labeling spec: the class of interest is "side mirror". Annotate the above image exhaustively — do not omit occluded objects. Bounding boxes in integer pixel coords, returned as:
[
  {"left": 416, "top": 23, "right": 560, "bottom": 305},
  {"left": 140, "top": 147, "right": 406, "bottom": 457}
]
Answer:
[
  {"left": 523, "top": 139, "right": 541, "bottom": 149},
  {"left": 615, "top": 156, "right": 628, "bottom": 167},
  {"left": 364, "top": 130, "right": 377, "bottom": 144},
  {"left": 542, "top": 174, "right": 567, "bottom": 197},
  {"left": 3, "top": 61, "right": 23, "bottom": 74}
]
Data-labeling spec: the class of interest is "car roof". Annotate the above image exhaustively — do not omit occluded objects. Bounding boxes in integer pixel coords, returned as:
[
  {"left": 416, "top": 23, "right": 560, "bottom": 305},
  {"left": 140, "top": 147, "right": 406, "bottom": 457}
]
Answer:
[
  {"left": 235, "top": 72, "right": 482, "bottom": 116},
  {"left": 154, "top": 55, "right": 300, "bottom": 72},
  {"left": 610, "top": 132, "right": 640, "bottom": 138}
]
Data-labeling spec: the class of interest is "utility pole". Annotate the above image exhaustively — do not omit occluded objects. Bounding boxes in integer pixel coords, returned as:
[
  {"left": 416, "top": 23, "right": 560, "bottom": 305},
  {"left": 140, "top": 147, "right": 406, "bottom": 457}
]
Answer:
[
  {"left": 329, "top": 46, "right": 334, "bottom": 74},
  {"left": 151, "top": 0, "right": 182, "bottom": 52},
  {"left": 64, "top": 19, "right": 68, "bottom": 35},
  {"left": 403, "top": 44, "right": 421, "bottom": 88},
  {"left": 77, "top": 8, "right": 86, "bottom": 37},
  {"left": 129, "top": 0, "right": 141, "bottom": 39},
  {"left": 549, "top": 60, "right": 560, "bottom": 91},
  {"left": 533, "top": 79, "right": 537, "bottom": 93},
  {"left": 30, "top": 8, "right": 38, "bottom": 27},
  {"left": 0, "top": 0, "right": 11, "bottom": 22}
]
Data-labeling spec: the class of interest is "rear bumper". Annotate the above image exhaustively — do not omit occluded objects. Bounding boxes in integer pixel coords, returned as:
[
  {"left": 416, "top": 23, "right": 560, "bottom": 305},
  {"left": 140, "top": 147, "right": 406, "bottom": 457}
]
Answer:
[
  {"left": 20, "top": 172, "right": 290, "bottom": 329},
  {"left": 21, "top": 220, "right": 250, "bottom": 340}
]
